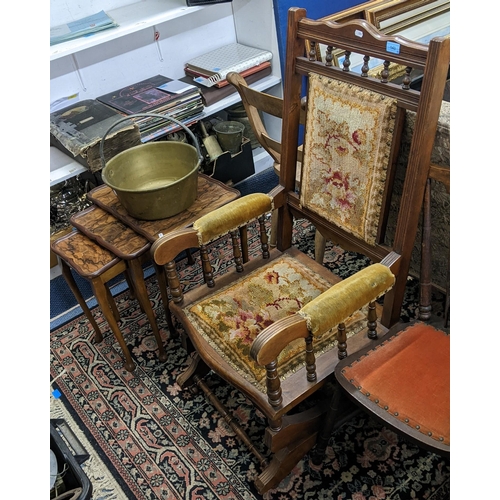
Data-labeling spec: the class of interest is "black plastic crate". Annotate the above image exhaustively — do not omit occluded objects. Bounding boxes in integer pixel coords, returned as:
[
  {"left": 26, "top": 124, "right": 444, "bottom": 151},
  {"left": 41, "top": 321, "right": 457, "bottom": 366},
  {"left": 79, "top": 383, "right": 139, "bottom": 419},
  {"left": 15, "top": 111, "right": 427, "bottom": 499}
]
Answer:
[{"left": 50, "top": 419, "right": 93, "bottom": 500}]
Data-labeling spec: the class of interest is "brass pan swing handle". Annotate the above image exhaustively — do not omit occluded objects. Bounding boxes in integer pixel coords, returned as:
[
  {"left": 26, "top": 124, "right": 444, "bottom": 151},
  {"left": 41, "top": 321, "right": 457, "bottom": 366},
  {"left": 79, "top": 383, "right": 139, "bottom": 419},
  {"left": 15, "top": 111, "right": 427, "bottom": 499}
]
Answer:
[{"left": 99, "top": 112, "right": 204, "bottom": 170}]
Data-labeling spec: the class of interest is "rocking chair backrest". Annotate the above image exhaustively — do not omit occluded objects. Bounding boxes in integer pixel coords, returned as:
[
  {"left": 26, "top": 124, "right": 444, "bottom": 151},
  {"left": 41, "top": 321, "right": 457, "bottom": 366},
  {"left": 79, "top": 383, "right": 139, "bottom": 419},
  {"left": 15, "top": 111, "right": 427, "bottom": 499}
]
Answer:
[{"left": 275, "top": 8, "right": 450, "bottom": 327}]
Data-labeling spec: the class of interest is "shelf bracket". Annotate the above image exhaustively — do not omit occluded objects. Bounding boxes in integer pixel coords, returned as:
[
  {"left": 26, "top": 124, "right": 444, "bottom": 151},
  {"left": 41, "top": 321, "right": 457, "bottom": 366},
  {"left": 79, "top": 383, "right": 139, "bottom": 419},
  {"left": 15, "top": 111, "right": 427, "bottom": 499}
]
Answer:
[
  {"left": 153, "top": 26, "right": 164, "bottom": 62},
  {"left": 71, "top": 54, "right": 87, "bottom": 92}
]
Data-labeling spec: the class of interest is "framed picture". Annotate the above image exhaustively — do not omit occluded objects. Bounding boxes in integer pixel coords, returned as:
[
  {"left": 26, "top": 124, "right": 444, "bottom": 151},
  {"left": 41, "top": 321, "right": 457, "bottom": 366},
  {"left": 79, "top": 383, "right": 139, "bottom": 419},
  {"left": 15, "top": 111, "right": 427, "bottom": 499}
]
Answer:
[
  {"left": 365, "top": 0, "right": 449, "bottom": 33},
  {"left": 316, "top": 0, "right": 449, "bottom": 67}
]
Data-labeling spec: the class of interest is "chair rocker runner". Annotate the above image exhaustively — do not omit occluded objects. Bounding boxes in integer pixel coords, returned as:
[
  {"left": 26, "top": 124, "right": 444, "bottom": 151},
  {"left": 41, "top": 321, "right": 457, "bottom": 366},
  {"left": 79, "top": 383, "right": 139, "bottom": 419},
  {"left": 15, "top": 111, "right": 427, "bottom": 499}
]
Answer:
[{"left": 152, "top": 8, "right": 449, "bottom": 493}]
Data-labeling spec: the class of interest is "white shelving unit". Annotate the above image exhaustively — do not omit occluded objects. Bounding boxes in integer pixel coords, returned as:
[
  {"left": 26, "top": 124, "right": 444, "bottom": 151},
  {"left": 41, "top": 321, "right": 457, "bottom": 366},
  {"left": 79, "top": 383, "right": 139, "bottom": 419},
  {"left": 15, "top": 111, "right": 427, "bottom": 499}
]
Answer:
[
  {"left": 50, "top": 0, "right": 283, "bottom": 184},
  {"left": 50, "top": 0, "right": 205, "bottom": 61},
  {"left": 50, "top": 147, "right": 87, "bottom": 187}
]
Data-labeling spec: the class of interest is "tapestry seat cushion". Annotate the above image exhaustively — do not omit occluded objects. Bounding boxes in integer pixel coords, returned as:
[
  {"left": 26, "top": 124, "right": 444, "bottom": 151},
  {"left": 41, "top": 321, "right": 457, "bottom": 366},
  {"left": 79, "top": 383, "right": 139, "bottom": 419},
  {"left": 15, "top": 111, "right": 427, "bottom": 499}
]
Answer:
[
  {"left": 184, "top": 253, "right": 367, "bottom": 392},
  {"left": 300, "top": 74, "right": 398, "bottom": 246},
  {"left": 338, "top": 322, "right": 450, "bottom": 445}
]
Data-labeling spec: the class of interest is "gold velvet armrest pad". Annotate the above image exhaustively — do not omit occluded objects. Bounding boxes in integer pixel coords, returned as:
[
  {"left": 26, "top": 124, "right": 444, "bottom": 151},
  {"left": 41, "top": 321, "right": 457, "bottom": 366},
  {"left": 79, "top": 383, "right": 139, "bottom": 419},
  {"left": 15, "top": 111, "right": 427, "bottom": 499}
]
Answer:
[
  {"left": 299, "top": 263, "right": 395, "bottom": 336},
  {"left": 193, "top": 193, "right": 273, "bottom": 244}
]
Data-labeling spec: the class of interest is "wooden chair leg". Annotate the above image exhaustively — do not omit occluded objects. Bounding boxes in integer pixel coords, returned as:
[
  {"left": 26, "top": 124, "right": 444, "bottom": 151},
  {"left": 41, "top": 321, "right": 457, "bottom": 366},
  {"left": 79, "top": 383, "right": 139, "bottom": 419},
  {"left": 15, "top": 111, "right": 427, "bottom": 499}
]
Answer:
[
  {"left": 255, "top": 434, "right": 317, "bottom": 493},
  {"left": 314, "top": 229, "right": 326, "bottom": 264},
  {"left": 418, "top": 178, "right": 432, "bottom": 321},
  {"left": 311, "top": 384, "right": 342, "bottom": 465},
  {"left": 59, "top": 259, "right": 103, "bottom": 343}
]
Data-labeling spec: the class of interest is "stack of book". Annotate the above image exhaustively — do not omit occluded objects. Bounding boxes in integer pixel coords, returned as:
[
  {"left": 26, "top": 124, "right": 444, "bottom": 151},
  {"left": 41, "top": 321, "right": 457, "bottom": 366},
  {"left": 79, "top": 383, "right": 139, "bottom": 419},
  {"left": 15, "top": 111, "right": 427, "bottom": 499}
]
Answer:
[
  {"left": 96, "top": 75, "right": 205, "bottom": 142},
  {"left": 50, "top": 10, "right": 118, "bottom": 46},
  {"left": 50, "top": 99, "right": 142, "bottom": 173},
  {"left": 184, "top": 43, "right": 273, "bottom": 89},
  {"left": 179, "top": 62, "right": 272, "bottom": 107}
]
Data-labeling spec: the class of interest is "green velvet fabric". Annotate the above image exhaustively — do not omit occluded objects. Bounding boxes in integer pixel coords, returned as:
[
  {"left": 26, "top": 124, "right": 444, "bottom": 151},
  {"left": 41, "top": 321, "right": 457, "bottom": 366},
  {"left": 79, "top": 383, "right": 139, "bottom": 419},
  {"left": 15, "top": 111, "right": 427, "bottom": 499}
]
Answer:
[
  {"left": 299, "top": 263, "right": 394, "bottom": 337},
  {"left": 193, "top": 193, "right": 273, "bottom": 245}
]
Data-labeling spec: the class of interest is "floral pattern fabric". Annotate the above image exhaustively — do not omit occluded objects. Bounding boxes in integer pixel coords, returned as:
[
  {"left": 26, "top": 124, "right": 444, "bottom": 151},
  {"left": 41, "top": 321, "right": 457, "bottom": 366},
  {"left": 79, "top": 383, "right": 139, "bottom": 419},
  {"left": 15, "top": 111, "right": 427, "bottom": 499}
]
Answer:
[
  {"left": 300, "top": 75, "right": 398, "bottom": 245},
  {"left": 185, "top": 254, "right": 366, "bottom": 391}
]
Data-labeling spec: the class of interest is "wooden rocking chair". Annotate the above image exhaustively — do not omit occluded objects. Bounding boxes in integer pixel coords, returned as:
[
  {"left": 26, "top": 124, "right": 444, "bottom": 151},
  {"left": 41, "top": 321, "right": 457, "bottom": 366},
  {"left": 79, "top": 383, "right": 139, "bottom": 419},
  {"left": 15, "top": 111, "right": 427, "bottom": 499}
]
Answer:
[{"left": 151, "top": 7, "right": 449, "bottom": 493}]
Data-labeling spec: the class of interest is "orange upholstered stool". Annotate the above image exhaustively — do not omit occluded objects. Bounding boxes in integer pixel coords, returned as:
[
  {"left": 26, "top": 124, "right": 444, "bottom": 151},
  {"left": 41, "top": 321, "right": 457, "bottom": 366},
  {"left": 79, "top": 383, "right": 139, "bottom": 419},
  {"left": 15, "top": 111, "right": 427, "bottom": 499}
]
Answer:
[{"left": 335, "top": 322, "right": 450, "bottom": 453}]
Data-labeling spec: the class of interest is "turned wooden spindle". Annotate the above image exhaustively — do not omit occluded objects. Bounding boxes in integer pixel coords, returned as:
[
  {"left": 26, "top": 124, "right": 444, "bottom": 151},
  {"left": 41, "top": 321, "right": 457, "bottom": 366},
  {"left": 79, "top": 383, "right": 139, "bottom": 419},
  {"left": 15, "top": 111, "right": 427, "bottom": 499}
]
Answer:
[
  {"left": 200, "top": 245, "right": 215, "bottom": 287},
  {"left": 381, "top": 60, "right": 390, "bottom": 83},
  {"left": 258, "top": 215, "right": 270, "bottom": 258},
  {"left": 230, "top": 229, "right": 244, "bottom": 272},
  {"left": 361, "top": 55, "right": 370, "bottom": 76},
  {"left": 337, "top": 322, "right": 347, "bottom": 359},
  {"left": 265, "top": 359, "right": 283, "bottom": 407},
  {"left": 367, "top": 301, "right": 378, "bottom": 339},
  {"left": 342, "top": 51, "right": 351, "bottom": 72},
  {"left": 239, "top": 226, "right": 249, "bottom": 263},
  {"left": 325, "top": 45, "right": 333, "bottom": 67},
  {"left": 402, "top": 66, "right": 412, "bottom": 90},
  {"left": 165, "top": 260, "right": 183, "bottom": 304},
  {"left": 308, "top": 40, "right": 316, "bottom": 61},
  {"left": 305, "top": 334, "right": 317, "bottom": 382}
]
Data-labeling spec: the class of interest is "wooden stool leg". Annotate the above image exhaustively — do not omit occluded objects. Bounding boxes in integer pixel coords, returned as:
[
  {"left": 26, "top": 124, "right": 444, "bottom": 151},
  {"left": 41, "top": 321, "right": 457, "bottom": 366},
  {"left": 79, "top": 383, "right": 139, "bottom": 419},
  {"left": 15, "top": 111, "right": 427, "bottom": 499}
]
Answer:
[
  {"left": 91, "top": 278, "right": 136, "bottom": 372},
  {"left": 128, "top": 259, "right": 167, "bottom": 362},
  {"left": 123, "top": 268, "right": 136, "bottom": 301},
  {"left": 59, "top": 259, "right": 103, "bottom": 343},
  {"left": 105, "top": 283, "right": 121, "bottom": 323}
]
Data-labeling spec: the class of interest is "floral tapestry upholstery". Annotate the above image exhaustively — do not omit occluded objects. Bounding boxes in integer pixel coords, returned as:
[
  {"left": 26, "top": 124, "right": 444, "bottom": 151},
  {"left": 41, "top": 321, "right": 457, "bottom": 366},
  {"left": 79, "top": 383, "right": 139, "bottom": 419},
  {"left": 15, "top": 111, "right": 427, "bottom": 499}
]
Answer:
[
  {"left": 184, "top": 253, "right": 366, "bottom": 392},
  {"left": 300, "top": 74, "right": 398, "bottom": 246}
]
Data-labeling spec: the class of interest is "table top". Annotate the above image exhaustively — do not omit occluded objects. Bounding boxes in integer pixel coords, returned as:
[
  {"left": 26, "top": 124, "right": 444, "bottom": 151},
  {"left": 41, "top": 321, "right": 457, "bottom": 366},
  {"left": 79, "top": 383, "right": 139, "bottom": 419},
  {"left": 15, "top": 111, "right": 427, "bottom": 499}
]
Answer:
[
  {"left": 71, "top": 205, "right": 150, "bottom": 260},
  {"left": 51, "top": 230, "right": 123, "bottom": 278},
  {"left": 87, "top": 174, "right": 240, "bottom": 243}
]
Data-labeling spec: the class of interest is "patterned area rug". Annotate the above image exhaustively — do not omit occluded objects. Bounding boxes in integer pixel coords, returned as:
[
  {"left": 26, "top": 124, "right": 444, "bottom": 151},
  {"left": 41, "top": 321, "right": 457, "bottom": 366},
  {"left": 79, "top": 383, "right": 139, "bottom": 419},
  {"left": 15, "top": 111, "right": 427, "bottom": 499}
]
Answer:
[{"left": 50, "top": 218, "right": 449, "bottom": 499}]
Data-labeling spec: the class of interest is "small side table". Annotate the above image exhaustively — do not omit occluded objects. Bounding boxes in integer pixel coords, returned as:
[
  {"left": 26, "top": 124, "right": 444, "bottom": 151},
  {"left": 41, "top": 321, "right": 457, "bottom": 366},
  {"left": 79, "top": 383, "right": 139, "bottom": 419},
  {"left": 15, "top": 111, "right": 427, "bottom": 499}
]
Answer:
[
  {"left": 71, "top": 205, "right": 169, "bottom": 363},
  {"left": 51, "top": 230, "right": 139, "bottom": 372}
]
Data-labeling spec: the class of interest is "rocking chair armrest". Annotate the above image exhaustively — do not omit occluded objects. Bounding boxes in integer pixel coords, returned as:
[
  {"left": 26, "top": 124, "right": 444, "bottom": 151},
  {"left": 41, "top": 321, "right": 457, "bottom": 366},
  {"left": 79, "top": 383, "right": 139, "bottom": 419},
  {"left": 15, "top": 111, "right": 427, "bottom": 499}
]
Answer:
[
  {"left": 250, "top": 315, "right": 310, "bottom": 366},
  {"left": 193, "top": 193, "right": 274, "bottom": 245},
  {"left": 250, "top": 264, "right": 394, "bottom": 366},
  {"left": 299, "top": 263, "right": 395, "bottom": 337},
  {"left": 151, "top": 228, "right": 199, "bottom": 266}
]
